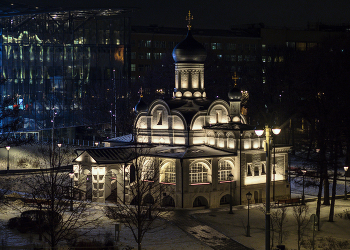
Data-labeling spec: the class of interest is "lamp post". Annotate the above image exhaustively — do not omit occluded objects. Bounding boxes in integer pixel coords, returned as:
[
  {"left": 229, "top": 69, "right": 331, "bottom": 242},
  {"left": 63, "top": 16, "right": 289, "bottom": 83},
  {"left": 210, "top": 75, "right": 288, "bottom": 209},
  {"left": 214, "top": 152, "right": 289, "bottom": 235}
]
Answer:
[
  {"left": 301, "top": 169, "right": 307, "bottom": 204},
  {"left": 69, "top": 172, "right": 74, "bottom": 211},
  {"left": 6, "top": 146, "right": 10, "bottom": 174},
  {"left": 255, "top": 125, "right": 281, "bottom": 250},
  {"left": 246, "top": 191, "right": 252, "bottom": 237},
  {"left": 229, "top": 173, "right": 234, "bottom": 214},
  {"left": 271, "top": 128, "right": 281, "bottom": 202},
  {"left": 344, "top": 166, "right": 348, "bottom": 200},
  {"left": 57, "top": 143, "right": 62, "bottom": 168}
]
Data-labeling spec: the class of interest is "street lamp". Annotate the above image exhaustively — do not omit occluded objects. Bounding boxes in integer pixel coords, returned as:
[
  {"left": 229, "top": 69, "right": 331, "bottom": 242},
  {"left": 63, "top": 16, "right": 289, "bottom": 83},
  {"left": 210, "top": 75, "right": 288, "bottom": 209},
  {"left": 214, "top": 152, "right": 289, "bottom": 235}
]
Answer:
[
  {"left": 6, "top": 146, "right": 10, "bottom": 174},
  {"left": 229, "top": 173, "right": 234, "bottom": 214},
  {"left": 301, "top": 169, "right": 307, "bottom": 204},
  {"left": 246, "top": 191, "right": 252, "bottom": 237},
  {"left": 69, "top": 172, "right": 74, "bottom": 211},
  {"left": 272, "top": 128, "right": 281, "bottom": 202},
  {"left": 57, "top": 143, "right": 62, "bottom": 168},
  {"left": 255, "top": 125, "right": 281, "bottom": 250},
  {"left": 344, "top": 166, "right": 348, "bottom": 200}
]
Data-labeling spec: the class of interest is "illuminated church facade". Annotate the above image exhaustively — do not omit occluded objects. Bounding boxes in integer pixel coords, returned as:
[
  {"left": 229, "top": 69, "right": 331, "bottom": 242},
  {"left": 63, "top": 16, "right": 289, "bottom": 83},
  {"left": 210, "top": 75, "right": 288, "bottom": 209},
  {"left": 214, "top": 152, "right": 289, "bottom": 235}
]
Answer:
[{"left": 73, "top": 15, "right": 291, "bottom": 208}]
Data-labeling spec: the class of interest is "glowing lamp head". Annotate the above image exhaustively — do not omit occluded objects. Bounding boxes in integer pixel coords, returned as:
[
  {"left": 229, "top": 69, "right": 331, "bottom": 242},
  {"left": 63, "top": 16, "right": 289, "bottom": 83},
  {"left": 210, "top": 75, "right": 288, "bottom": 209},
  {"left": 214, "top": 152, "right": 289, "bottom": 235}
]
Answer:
[
  {"left": 272, "top": 128, "right": 281, "bottom": 135},
  {"left": 246, "top": 191, "right": 252, "bottom": 200},
  {"left": 255, "top": 130, "right": 264, "bottom": 137},
  {"left": 57, "top": 143, "right": 62, "bottom": 148},
  {"left": 345, "top": 166, "right": 349, "bottom": 172},
  {"left": 69, "top": 172, "right": 74, "bottom": 179},
  {"left": 6, "top": 146, "right": 10, "bottom": 151},
  {"left": 301, "top": 169, "right": 307, "bottom": 175}
]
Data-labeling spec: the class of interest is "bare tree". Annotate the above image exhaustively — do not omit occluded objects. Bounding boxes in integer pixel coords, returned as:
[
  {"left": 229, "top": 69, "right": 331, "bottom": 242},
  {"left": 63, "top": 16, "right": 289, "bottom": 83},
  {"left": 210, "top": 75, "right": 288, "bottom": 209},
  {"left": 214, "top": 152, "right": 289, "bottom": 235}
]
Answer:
[
  {"left": 270, "top": 205, "right": 288, "bottom": 247},
  {"left": 293, "top": 204, "right": 310, "bottom": 250},
  {"left": 104, "top": 146, "right": 170, "bottom": 250},
  {"left": 22, "top": 143, "right": 101, "bottom": 249}
]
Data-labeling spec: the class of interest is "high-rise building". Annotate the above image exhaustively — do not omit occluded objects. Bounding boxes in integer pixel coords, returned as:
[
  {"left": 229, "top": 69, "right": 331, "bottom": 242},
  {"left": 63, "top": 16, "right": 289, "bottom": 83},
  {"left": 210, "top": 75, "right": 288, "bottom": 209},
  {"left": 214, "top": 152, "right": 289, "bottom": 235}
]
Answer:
[{"left": 0, "top": 3, "right": 132, "bottom": 140}]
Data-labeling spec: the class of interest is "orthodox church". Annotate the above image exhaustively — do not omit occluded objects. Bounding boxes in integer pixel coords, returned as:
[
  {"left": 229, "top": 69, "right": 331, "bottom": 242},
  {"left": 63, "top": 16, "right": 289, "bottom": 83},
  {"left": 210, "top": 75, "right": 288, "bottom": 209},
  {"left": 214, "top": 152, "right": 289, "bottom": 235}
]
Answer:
[{"left": 72, "top": 14, "right": 291, "bottom": 208}]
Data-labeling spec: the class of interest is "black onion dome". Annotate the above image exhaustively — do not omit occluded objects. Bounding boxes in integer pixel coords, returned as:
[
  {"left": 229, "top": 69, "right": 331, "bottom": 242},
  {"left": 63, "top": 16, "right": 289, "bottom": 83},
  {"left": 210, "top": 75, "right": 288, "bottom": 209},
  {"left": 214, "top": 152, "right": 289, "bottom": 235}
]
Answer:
[
  {"left": 228, "top": 87, "right": 242, "bottom": 101},
  {"left": 172, "top": 30, "right": 207, "bottom": 63},
  {"left": 135, "top": 97, "right": 148, "bottom": 113}
]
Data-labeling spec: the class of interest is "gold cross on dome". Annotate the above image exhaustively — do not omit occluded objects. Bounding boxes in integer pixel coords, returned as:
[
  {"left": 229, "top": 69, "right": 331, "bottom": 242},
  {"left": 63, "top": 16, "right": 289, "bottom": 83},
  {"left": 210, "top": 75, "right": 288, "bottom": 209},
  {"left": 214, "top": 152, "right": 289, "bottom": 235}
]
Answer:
[
  {"left": 232, "top": 72, "right": 239, "bottom": 87},
  {"left": 186, "top": 11, "right": 193, "bottom": 30}
]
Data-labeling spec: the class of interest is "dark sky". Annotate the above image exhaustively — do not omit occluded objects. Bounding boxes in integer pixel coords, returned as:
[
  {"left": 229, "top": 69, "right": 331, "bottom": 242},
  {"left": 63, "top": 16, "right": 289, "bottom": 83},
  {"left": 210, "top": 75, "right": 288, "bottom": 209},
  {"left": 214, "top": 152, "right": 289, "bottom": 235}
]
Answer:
[{"left": 8, "top": 0, "right": 350, "bottom": 29}]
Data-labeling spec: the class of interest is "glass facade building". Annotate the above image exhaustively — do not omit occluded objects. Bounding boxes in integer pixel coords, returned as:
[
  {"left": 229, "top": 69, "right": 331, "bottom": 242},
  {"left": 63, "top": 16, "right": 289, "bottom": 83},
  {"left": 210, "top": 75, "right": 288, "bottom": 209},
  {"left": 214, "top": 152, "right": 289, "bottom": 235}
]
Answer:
[{"left": 0, "top": 7, "right": 131, "bottom": 139}]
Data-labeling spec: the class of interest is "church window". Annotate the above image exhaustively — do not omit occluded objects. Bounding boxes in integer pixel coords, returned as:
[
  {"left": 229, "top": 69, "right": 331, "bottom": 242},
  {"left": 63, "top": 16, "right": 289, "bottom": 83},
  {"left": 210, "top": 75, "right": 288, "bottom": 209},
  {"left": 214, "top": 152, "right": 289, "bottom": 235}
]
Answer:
[
  {"left": 157, "top": 111, "right": 163, "bottom": 125},
  {"left": 141, "top": 159, "right": 154, "bottom": 180},
  {"left": 190, "top": 162, "right": 209, "bottom": 183},
  {"left": 254, "top": 166, "right": 259, "bottom": 176},
  {"left": 261, "top": 163, "right": 266, "bottom": 175},
  {"left": 162, "top": 162, "right": 176, "bottom": 183},
  {"left": 218, "top": 160, "right": 233, "bottom": 181},
  {"left": 247, "top": 163, "right": 252, "bottom": 176}
]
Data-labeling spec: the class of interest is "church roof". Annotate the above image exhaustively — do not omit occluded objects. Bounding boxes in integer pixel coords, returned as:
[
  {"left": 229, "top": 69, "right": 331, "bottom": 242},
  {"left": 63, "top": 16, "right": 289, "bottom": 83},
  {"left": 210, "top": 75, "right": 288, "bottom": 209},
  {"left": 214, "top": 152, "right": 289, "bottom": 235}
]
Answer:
[
  {"left": 147, "top": 145, "right": 236, "bottom": 159},
  {"left": 73, "top": 144, "right": 236, "bottom": 164},
  {"left": 203, "top": 122, "right": 255, "bottom": 131}
]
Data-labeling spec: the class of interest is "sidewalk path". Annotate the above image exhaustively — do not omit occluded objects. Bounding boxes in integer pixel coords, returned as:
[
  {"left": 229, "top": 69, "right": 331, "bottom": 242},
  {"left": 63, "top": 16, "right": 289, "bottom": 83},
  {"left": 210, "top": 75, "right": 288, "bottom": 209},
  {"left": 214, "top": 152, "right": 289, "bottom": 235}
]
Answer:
[{"left": 162, "top": 210, "right": 253, "bottom": 250}]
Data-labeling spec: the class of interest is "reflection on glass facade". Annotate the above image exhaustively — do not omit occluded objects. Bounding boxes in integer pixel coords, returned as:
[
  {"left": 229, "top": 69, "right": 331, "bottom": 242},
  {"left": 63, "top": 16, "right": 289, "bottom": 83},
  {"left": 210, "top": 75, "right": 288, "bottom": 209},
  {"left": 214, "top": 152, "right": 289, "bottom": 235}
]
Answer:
[{"left": 0, "top": 8, "right": 130, "bottom": 136}]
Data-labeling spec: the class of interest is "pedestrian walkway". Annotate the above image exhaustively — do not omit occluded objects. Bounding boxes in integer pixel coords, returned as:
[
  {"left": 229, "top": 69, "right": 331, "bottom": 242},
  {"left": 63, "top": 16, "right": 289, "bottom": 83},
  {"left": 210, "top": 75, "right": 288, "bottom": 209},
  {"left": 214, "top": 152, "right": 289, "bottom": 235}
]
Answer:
[{"left": 162, "top": 210, "right": 253, "bottom": 250}]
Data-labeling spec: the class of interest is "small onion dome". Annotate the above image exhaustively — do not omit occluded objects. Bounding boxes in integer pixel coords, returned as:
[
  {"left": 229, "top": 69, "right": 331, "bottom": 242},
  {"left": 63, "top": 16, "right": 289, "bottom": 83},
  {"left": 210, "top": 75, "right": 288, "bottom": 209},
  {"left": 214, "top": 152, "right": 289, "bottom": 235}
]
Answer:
[
  {"left": 134, "top": 97, "right": 148, "bottom": 113},
  {"left": 228, "top": 87, "right": 242, "bottom": 101},
  {"left": 172, "top": 30, "right": 207, "bottom": 63}
]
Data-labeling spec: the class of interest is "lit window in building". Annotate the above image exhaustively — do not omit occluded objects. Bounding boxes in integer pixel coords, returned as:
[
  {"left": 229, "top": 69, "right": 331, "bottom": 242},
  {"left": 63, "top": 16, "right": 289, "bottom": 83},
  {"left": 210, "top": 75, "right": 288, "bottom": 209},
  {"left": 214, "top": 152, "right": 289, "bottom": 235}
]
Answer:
[
  {"left": 211, "top": 43, "right": 217, "bottom": 50},
  {"left": 296, "top": 42, "right": 306, "bottom": 51},
  {"left": 146, "top": 40, "right": 151, "bottom": 48},
  {"left": 190, "top": 162, "right": 209, "bottom": 183},
  {"left": 217, "top": 54, "right": 222, "bottom": 59},
  {"left": 238, "top": 55, "right": 242, "bottom": 61},
  {"left": 218, "top": 160, "right": 233, "bottom": 181},
  {"left": 146, "top": 53, "right": 151, "bottom": 59},
  {"left": 131, "top": 64, "right": 136, "bottom": 71}
]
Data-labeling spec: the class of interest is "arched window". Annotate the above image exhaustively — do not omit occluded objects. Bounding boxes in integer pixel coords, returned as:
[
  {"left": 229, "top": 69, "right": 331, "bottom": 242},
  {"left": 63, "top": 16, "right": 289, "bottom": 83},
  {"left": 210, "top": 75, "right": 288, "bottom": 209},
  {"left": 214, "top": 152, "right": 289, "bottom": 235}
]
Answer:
[
  {"left": 247, "top": 163, "right": 252, "bottom": 176},
  {"left": 261, "top": 162, "right": 266, "bottom": 175},
  {"left": 190, "top": 162, "right": 210, "bottom": 183},
  {"left": 218, "top": 160, "right": 233, "bottom": 181},
  {"left": 141, "top": 159, "right": 154, "bottom": 180},
  {"left": 254, "top": 166, "right": 259, "bottom": 176},
  {"left": 161, "top": 162, "right": 176, "bottom": 183}
]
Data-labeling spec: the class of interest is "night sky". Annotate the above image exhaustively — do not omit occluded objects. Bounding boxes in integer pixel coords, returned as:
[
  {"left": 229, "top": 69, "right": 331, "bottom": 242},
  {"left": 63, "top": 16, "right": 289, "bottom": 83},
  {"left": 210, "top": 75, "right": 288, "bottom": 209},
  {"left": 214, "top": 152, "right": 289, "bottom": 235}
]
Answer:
[{"left": 7, "top": 0, "right": 350, "bottom": 29}]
